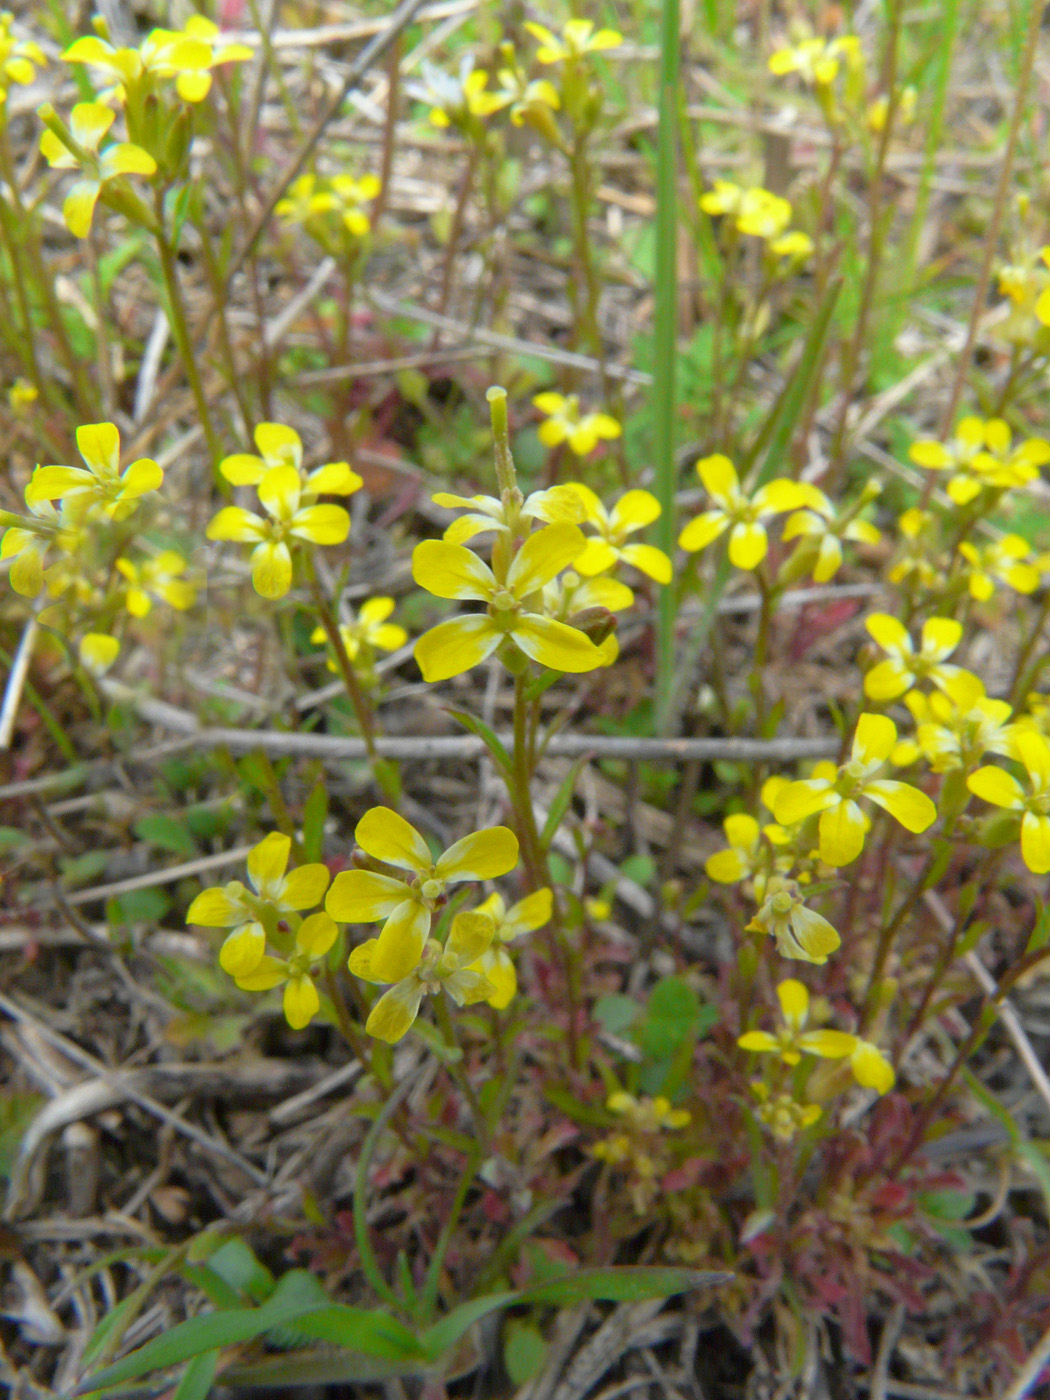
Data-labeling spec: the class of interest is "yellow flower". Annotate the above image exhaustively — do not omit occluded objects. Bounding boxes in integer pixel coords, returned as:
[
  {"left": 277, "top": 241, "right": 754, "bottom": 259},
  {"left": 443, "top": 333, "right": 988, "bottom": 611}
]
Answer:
[
  {"left": 678, "top": 454, "right": 817, "bottom": 570},
  {"left": 206, "top": 465, "right": 350, "bottom": 599},
  {"left": 187, "top": 831, "right": 332, "bottom": 979},
  {"left": 738, "top": 979, "right": 858, "bottom": 1065},
  {"left": 699, "top": 181, "right": 792, "bottom": 240},
  {"left": 411, "top": 524, "right": 605, "bottom": 681},
  {"left": 606, "top": 1091, "right": 690, "bottom": 1132},
  {"left": 0, "top": 498, "right": 76, "bottom": 598},
  {"left": 26, "top": 422, "right": 162, "bottom": 522},
  {"left": 705, "top": 803, "right": 790, "bottom": 893},
  {"left": 310, "top": 597, "right": 407, "bottom": 671},
  {"left": 63, "top": 18, "right": 250, "bottom": 104},
  {"left": 863, "top": 613, "right": 977, "bottom": 704},
  {"left": 887, "top": 507, "right": 944, "bottom": 592},
  {"left": 908, "top": 417, "right": 1049, "bottom": 505},
  {"left": 768, "top": 36, "right": 861, "bottom": 86},
  {"left": 8, "top": 378, "right": 37, "bottom": 412},
  {"left": 79, "top": 632, "right": 120, "bottom": 676},
  {"left": 116, "top": 551, "right": 196, "bottom": 617},
  {"left": 326, "top": 807, "right": 518, "bottom": 983},
  {"left": 967, "top": 730, "right": 1050, "bottom": 874},
  {"left": 957, "top": 535, "right": 1040, "bottom": 600},
  {"left": 780, "top": 483, "right": 881, "bottom": 583},
  {"left": 750, "top": 1082, "right": 822, "bottom": 1141},
  {"left": 350, "top": 911, "right": 496, "bottom": 1043},
  {"left": 569, "top": 485, "right": 672, "bottom": 584},
  {"left": 525, "top": 19, "right": 623, "bottom": 63},
  {"left": 412, "top": 58, "right": 508, "bottom": 130},
  {"left": 492, "top": 49, "right": 560, "bottom": 132},
  {"left": 40, "top": 102, "right": 157, "bottom": 238},
  {"left": 533, "top": 393, "right": 622, "bottom": 457},
  {"left": 466, "top": 887, "right": 552, "bottom": 1008},
  {"left": 542, "top": 568, "right": 634, "bottom": 618},
  {"left": 746, "top": 875, "right": 841, "bottom": 963},
  {"left": 773, "top": 713, "right": 937, "bottom": 867},
  {"left": 233, "top": 912, "right": 339, "bottom": 1031},
  {"left": 329, "top": 174, "right": 381, "bottom": 238},
  {"left": 905, "top": 681, "right": 1016, "bottom": 774},
  {"left": 220, "top": 422, "right": 362, "bottom": 498},
  {"left": 0, "top": 13, "right": 45, "bottom": 95},
  {"left": 432, "top": 482, "right": 585, "bottom": 545}
]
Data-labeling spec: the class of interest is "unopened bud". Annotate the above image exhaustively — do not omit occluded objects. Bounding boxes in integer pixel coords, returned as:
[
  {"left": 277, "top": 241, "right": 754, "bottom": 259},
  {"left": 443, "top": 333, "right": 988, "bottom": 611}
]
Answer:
[{"left": 568, "top": 606, "right": 616, "bottom": 646}]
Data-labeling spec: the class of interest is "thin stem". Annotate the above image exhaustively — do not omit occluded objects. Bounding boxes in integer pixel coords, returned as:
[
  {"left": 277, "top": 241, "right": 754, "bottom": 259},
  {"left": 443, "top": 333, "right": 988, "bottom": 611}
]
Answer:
[
  {"left": 433, "top": 992, "right": 490, "bottom": 1154},
  {"left": 153, "top": 191, "right": 224, "bottom": 472},
  {"left": 939, "top": 0, "right": 1044, "bottom": 433}
]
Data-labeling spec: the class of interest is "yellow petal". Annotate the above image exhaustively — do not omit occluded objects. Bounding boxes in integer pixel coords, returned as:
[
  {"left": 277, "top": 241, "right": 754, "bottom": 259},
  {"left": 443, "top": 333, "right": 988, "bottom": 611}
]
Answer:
[
  {"left": 864, "top": 659, "right": 911, "bottom": 702},
  {"left": 206, "top": 506, "right": 265, "bottom": 542},
  {"left": 776, "top": 978, "right": 809, "bottom": 1028},
  {"left": 966, "top": 765, "right": 1024, "bottom": 810},
  {"left": 247, "top": 831, "right": 291, "bottom": 896},
  {"left": 503, "top": 888, "right": 553, "bottom": 938},
  {"left": 290, "top": 504, "right": 350, "bottom": 545},
  {"left": 920, "top": 616, "right": 962, "bottom": 659},
  {"left": 437, "top": 826, "right": 518, "bottom": 882},
  {"left": 798, "top": 1029, "right": 857, "bottom": 1059},
  {"left": 63, "top": 181, "right": 101, "bottom": 238},
  {"left": 366, "top": 981, "right": 426, "bottom": 1043},
  {"left": 573, "top": 539, "right": 618, "bottom": 576},
  {"left": 219, "top": 923, "right": 266, "bottom": 977},
  {"left": 852, "top": 712, "right": 896, "bottom": 764},
  {"left": 1021, "top": 812, "right": 1050, "bottom": 873},
  {"left": 414, "top": 615, "right": 500, "bottom": 682},
  {"left": 250, "top": 540, "right": 293, "bottom": 598},
  {"left": 737, "top": 1031, "right": 779, "bottom": 1053},
  {"left": 221, "top": 453, "right": 266, "bottom": 485},
  {"left": 120, "top": 458, "right": 163, "bottom": 498},
  {"left": 236, "top": 955, "right": 287, "bottom": 991},
  {"left": 678, "top": 511, "right": 728, "bottom": 553},
  {"left": 187, "top": 885, "right": 244, "bottom": 926},
  {"left": 696, "top": 453, "right": 737, "bottom": 497},
  {"left": 620, "top": 543, "right": 672, "bottom": 583},
  {"left": 863, "top": 780, "right": 937, "bottom": 834},
  {"left": 705, "top": 848, "right": 748, "bottom": 883},
  {"left": 773, "top": 778, "right": 835, "bottom": 825},
  {"left": 257, "top": 464, "right": 301, "bottom": 519},
  {"left": 325, "top": 869, "right": 408, "bottom": 921},
  {"left": 371, "top": 903, "right": 429, "bottom": 982},
  {"left": 102, "top": 143, "right": 157, "bottom": 177},
  {"left": 473, "top": 948, "right": 516, "bottom": 1008},
  {"left": 356, "top": 807, "right": 431, "bottom": 871},
  {"left": 511, "top": 614, "right": 602, "bottom": 672},
  {"left": 865, "top": 612, "right": 910, "bottom": 655},
  {"left": 296, "top": 911, "right": 338, "bottom": 958},
  {"left": 850, "top": 1041, "right": 895, "bottom": 1093},
  {"left": 508, "top": 523, "right": 586, "bottom": 597},
  {"left": 727, "top": 522, "right": 768, "bottom": 570},
  {"left": 443, "top": 910, "right": 494, "bottom": 967},
  {"left": 819, "top": 799, "right": 867, "bottom": 865},
  {"left": 412, "top": 539, "right": 494, "bottom": 600},
  {"left": 284, "top": 974, "right": 320, "bottom": 1030},
  {"left": 78, "top": 633, "right": 119, "bottom": 674},
  {"left": 279, "top": 864, "right": 330, "bottom": 909}
]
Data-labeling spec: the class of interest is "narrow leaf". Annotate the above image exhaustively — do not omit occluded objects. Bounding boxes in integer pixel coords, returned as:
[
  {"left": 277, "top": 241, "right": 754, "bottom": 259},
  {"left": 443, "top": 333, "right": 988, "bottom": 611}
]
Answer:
[
  {"left": 540, "top": 757, "right": 586, "bottom": 851},
  {"left": 446, "top": 708, "right": 512, "bottom": 777}
]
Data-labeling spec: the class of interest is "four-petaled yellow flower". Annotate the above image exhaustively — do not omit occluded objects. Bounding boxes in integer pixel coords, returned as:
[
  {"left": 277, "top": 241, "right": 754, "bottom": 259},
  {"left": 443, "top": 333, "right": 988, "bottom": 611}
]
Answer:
[
  {"left": 746, "top": 875, "right": 841, "bottom": 963},
  {"left": 40, "top": 102, "right": 157, "bottom": 239},
  {"left": 780, "top": 483, "right": 881, "bottom": 583},
  {"left": 116, "top": 550, "right": 196, "bottom": 616},
  {"left": 206, "top": 465, "right": 350, "bottom": 599},
  {"left": 466, "top": 888, "right": 552, "bottom": 1008},
  {"left": 525, "top": 18, "right": 623, "bottom": 63},
  {"left": 768, "top": 36, "right": 861, "bottom": 86},
  {"left": 908, "top": 417, "right": 1050, "bottom": 505},
  {"left": 957, "top": 536, "right": 1040, "bottom": 600},
  {"left": 311, "top": 598, "right": 407, "bottom": 672},
  {"left": 0, "top": 498, "right": 76, "bottom": 597},
  {"left": 738, "top": 979, "right": 858, "bottom": 1065},
  {"left": 411, "top": 524, "right": 605, "bottom": 681},
  {"left": 905, "top": 680, "right": 1016, "bottom": 775},
  {"left": 26, "top": 422, "right": 163, "bottom": 522},
  {"left": 678, "top": 455, "right": 818, "bottom": 570},
  {"left": 186, "top": 831, "right": 331, "bottom": 978},
  {"left": 326, "top": 807, "right": 518, "bottom": 983},
  {"left": 700, "top": 181, "right": 792, "bottom": 240},
  {"left": 774, "top": 714, "right": 937, "bottom": 866},
  {"left": 220, "top": 422, "right": 362, "bottom": 498},
  {"left": 432, "top": 482, "right": 584, "bottom": 545},
  {"left": 350, "top": 910, "right": 496, "bottom": 1043},
  {"left": 233, "top": 912, "right": 339, "bottom": 1031},
  {"left": 63, "top": 17, "right": 251, "bottom": 104},
  {"left": 967, "top": 730, "right": 1050, "bottom": 873},
  {"left": 533, "top": 393, "right": 622, "bottom": 457},
  {"left": 0, "top": 12, "right": 44, "bottom": 95},
  {"left": 570, "top": 485, "right": 672, "bottom": 584},
  {"left": 413, "top": 58, "right": 508, "bottom": 130},
  {"left": 863, "top": 613, "right": 977, "bottom": 704}
]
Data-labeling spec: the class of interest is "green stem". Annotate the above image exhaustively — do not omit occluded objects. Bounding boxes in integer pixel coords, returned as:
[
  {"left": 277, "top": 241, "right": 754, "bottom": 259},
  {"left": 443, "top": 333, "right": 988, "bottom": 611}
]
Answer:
[
  {"left": 354, "top": 1076, "right": 416, "bottom": 1314},
  {"left": 153, "top": 191, "right": 224, "bottom": 473},
  {"left": 433, "top": 992, "right": 490, "bottom": 1154}
]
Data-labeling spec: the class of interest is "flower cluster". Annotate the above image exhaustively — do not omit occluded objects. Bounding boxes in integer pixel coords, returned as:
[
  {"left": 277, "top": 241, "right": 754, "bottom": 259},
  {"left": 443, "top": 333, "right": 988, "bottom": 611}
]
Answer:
[
  {"left": 908, "top": 416, "right": 1050, "bottom": 506},
  {"left": 188, "top": 833, "right": 335, "bottom": 1030},
  {"left": 276, "top": 172, "right": 382, "bottom": 257},
  {"left": 592, "top": 1091, "right": 690, "bottom": 1213},
  {"left": 700, "top": 181, "right": 811, "bottom": 260}
]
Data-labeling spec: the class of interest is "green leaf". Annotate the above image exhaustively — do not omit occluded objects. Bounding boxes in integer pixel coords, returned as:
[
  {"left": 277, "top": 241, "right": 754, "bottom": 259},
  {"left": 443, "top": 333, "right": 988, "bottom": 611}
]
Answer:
[
  {"left": 593, "top": 994, "right": 640, "bottom": 1036},
  {"left": 446, "top": 708, "right": 512, "bottom": 778},
  {"left": 919, "top": 1189, "right": 975, "bottom": 1222},
  {"left": 504, "top": 1320, "right": 548, "bottom": 1385},
  {"left": 204, "top": 1239, "right": 274, "bottom": 1304},
  {"left": 172, "top": 1350, "right": 218, "bottom": 1400},
  {"left": 0, "top": 826, "right": 29, "bottom": 851},
  {"left": 639, "top": 977, "right": 700, "bottom": 1059},
  {"left": 540, "top": 757, "right": 586, "bottom": 852},
  {"left": 77, "top": 1272, "right": 423, "bottom": 1394},
  {"left": 302, "top": 779, "right": 328, "bottom": 863},
  {"left": 134, "top": 814, "right": 198, "bottom": 858},
  {"left": 520, "top": 1265, "right": 727, "bottom": 1307},
  {"left": 107, "top": 888, "right": 172, "bottom": 926},
  {"left": 0, "top": 1091, "right": 43, "bottom": 1182}
]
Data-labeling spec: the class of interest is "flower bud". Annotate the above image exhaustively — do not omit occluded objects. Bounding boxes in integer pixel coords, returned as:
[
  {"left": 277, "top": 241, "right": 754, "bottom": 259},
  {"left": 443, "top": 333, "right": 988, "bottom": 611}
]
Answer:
[{"left": 568, "top": 606, "right": 616, "bottom": 647}]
